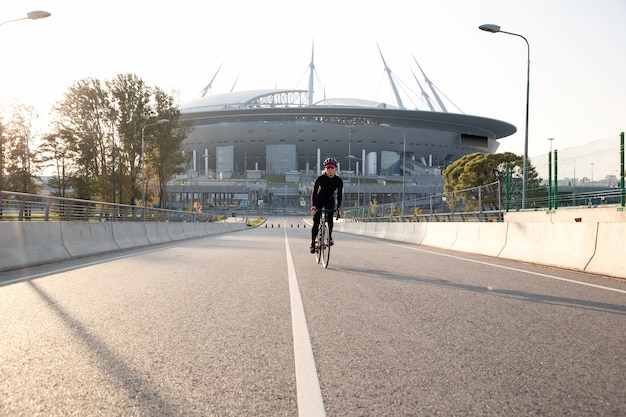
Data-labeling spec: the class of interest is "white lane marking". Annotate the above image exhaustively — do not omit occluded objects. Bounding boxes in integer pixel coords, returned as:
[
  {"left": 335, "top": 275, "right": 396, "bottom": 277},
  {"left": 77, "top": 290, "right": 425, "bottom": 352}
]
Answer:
[
  {"left": 284, "top": 227, "right": 326, "bottom": 417},
  {"left": 367, "top": 238, "right": 626, "bottom": 295}
]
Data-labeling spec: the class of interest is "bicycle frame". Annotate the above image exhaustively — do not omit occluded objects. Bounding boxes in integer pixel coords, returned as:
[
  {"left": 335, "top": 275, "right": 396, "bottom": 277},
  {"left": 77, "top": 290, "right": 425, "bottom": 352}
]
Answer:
[{"left": 314, "top": 208, "right": 336, "bottom": 268}]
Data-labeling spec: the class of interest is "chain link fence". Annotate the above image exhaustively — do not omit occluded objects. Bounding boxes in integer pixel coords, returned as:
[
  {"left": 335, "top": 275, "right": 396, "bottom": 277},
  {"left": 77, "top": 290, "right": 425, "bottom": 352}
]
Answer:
[
  {"left": 343, "top": 181, "right": 503, "bottom": 222},
  {"left": 344, "top": 133, "right": 625, "bottom": 222},
  {"left": 529, "top": 133, "right": 625, "bottom": 208}
]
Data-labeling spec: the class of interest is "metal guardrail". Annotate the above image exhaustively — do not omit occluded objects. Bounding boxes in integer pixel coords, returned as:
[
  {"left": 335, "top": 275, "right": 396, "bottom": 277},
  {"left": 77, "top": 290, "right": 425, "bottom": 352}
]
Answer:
[{"left": 0, "top": 191, "right": 219, "bottom": 222}]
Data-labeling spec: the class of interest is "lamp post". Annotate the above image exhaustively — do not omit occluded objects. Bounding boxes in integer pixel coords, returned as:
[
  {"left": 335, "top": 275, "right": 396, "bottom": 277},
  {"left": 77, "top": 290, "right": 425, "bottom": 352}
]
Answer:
[
  {"left": 548, "top": 138, "right": 555, "bottom": 210},
  {"left": 0, "top": 10, "right": 51, "bottom": 26},
  {"left": 479, "top": 23, "right": 530, "bottom": 209},
  {"left": 379, "top": 123, "right": 406, "bottom": 216},
  {"left": 141, "top": 119, "right": 169, "bottom": 207},
  {"left": 189, "top": 152, "right": 209, "bottom": 212},
  {"left": 346, "top": 154, "right": 362, "bottom": 209},
  {"left": 0, "top": 10, "right": 51, "bottom": 192},
  {"left": 345, "top": 125, "right": 353, "bottom": 172}
]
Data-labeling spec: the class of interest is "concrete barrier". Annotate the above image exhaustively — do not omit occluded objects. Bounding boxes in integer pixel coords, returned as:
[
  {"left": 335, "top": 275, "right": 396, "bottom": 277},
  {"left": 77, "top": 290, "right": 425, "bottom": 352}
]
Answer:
[
  {"left": 225, "top": 223, "right": 249, "bottom": 233},
  {"left": 333, "top": 222, "right": 358, "bottom": 235},
  {"left": 60, "top": 222, "right": 120, "bottom": 257},
  {"left": 497, "top": 222, "right": 598, "bottom": 271},
  {"left": 362, "top": 222, "right": 378, "bottom": 238},
  {"left": 0, "top": 220, "right": 249, "bottom": 272},
  {"left": 183, "top": 222, "right": 205, "bottom": 238},
  {"left": 0, "top": 222, "right": 71, "bottom": 271},
  {"left": 348, "top": 222, "right": 365, "bottom": 236},
  {"left": 219, "top": 223, "right": 237, "bottom": 234},
  {"left": 585, "top": 223, "right": 626, "bottom": 277},
  {"left": 504, "top": 205, "right": 626, "bottom": 223},
  {"left": 166, "top": 222, "right": 188, "bottom": 241},
  {"left": 201, "top": 223, "right": 217, "bottom": 235},
  {"left": 335, "top": 222, "right": 424, "bottom": 245},
  {"left": 145, "top": 222, "right": 172, "bottom": 244},
  {"left": 335, "top": 219, "right": 624, "bottom": 279},
  {"left": 112, "top": 222, "right": 150, "bottom": 249},
  {"left": 207, "top": 223, "right": 226, "bottom": 235},
  {"left": 355, "top": 222, "right": 368, "bottom": 236},
  {"left": 402, "top": 223, "right": 427, "bottom": 244},
  {"left": 4, "top": 216, "right": 623, "bottom": 280},
  {"left": 420, "top": 223, "right": 458, "bottom": 249},
  {"left": 452, "top": 222, "right": 508, "bottom": 257},
  {"left": 384, "top": 223, "right": 409, "bottom": 242}
]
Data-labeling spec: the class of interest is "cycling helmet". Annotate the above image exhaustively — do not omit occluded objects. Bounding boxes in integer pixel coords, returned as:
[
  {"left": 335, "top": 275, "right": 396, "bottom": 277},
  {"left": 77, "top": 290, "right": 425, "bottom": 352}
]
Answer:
[{"left": 323, "top": 157, "right": 338, "bottom": 167}]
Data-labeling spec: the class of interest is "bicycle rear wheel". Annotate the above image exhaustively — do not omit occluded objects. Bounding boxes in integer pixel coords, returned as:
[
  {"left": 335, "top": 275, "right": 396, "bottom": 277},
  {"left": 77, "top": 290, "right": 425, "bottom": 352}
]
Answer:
[{"left": 321, "top": 223, "right": 330, "bottom": 268}]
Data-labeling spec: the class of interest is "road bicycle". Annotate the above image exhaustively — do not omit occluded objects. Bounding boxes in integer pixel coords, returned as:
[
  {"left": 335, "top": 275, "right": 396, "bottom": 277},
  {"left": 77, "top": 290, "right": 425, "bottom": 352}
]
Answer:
[{"left": 314, "top": 208, "right": 339, "bottom": 268}]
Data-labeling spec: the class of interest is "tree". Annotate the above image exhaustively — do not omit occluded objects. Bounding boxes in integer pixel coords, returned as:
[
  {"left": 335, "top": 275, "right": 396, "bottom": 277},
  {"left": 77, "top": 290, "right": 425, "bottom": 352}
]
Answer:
[
  {"left": 2, "top": 102, "right": 41, "bottom": 194},
  {"left": 442, "top": 152, "right": 542, "bottom": 210},
  {"left": 369, "top": 198, "right": 378, "bottom": 217},
  {"left": 37, "top": 131, "right": 76, "bottom": 197},
  {"left": 50, "top": 78, "right": 112, "bottom": 200},
  {"left": 107, "top": 73, "right": 153, "bottom": 205},
  {"left": 6, "top": 73, "right": 189, "bottom": 207},
  {"left": 149, "top": 87, "right": 189, "bottom": 208}
]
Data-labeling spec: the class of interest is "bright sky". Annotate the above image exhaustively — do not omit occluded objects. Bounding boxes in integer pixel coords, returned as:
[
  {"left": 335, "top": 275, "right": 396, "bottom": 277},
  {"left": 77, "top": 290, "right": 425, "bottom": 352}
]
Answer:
[{"left": 1, "top": 0, "right": 624, "bottom": 161}]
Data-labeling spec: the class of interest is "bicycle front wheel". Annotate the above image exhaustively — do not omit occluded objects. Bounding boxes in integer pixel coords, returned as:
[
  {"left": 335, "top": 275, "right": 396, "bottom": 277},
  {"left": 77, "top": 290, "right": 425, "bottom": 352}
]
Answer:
[
  {"left": 315, "top": 228, "right": 322, "bottom": 264},
  {"left": 321, "top": 223, "right": 330, "bottom": 268}
]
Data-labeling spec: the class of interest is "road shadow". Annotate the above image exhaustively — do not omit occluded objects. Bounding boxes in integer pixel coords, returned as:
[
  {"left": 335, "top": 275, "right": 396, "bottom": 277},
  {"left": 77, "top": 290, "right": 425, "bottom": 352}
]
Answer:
[
  {"left": 338, "top": 265, "right": 626, "bottom": 316},
  {"left": 26, "top": 280, "right": 182, "bottom": 415}
]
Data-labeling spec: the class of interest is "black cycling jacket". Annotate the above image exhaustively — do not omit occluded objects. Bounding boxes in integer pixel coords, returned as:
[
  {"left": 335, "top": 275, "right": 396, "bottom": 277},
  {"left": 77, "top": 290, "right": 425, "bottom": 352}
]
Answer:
[{"left": 311, "top": 174, "right": 343, "bottom": 209}]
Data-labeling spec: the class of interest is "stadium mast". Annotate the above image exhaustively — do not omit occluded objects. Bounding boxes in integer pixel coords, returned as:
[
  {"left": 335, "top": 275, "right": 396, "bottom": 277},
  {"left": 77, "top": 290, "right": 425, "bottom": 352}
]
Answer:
[
  {"left": 411, "top": 68, "right": 436, "bottom": 112},
  {"left": 377, "top": 44, "right": 405, "bottom": 110},
  {"left": 199, "top": 63, "right": 223, "bottom": 97},
  {"left": 413, "top": 57, "right": 448, "bottom": 113},
  {"left": 308, "top": 41, "right": 315, "bottom": 106},
  {"left": 230, "top": 74, "right": 239, "bottom": 93}
]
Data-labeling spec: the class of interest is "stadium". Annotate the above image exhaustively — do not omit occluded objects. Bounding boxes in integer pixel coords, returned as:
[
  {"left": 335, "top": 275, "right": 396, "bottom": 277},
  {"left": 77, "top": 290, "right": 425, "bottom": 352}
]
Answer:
[{"left": 166, "top": 50, "right": 516, "bottom": 212}]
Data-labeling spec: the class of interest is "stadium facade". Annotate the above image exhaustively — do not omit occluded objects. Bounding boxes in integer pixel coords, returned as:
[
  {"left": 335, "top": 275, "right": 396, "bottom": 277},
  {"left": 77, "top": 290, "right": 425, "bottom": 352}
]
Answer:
[{"left": 167, "top": 51, "right": 516, "bottom": 212}]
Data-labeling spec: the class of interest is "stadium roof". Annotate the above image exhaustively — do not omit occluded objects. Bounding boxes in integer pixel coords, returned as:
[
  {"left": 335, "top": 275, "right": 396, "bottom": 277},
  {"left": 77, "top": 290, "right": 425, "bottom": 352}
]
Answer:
[
  {"left": 180, "top": 89, "right": 403, "bottom": 113},
  {"left": 181, "top": 89, "right": 309, "bottom": 113},
  {"left": 313, "top": 97, "right": 396, "bottom": 109}
]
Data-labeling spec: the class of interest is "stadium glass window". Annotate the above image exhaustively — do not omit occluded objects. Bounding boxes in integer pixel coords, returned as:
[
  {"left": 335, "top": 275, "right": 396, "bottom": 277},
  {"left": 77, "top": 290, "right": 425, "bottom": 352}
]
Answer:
[{"left": 266, "top": 144, "right": 296, "bottom": 175}]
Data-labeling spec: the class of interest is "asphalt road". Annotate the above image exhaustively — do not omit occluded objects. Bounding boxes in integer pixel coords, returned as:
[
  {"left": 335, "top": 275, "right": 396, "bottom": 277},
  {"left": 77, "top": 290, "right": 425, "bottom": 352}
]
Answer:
[{"left": 1, "top": 218, "right": 625, "bottom": 416}]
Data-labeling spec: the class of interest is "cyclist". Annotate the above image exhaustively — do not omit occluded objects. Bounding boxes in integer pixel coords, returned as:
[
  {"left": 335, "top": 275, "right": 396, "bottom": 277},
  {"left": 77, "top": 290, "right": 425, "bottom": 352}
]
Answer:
[{"left": 310, "top": 157, "right": 343, "bottom": 253}]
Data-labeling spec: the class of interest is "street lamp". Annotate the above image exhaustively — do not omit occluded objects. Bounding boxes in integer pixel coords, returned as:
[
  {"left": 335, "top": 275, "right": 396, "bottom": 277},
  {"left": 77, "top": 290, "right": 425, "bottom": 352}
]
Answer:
[
  {"left": 346, "top": 153, "right": 362, "bottom": 208},
  {"left": 0, "top": 10, "right": 51, "bottom": 26},
  {"left": 548, "top": 137, "right": 555, "bottom": 210},
  {"left": 345, "top": 125, "right": 353, "bottom": 172},
  {"left": 188, "top": 152, "right": 210, "bottom": 211},
  {"left": 141, "top": 119, "right": 169, "bottom": 206},
  {"left": 379, "top": 123, "right": 406, "bottom": 216},
  {"left": 479, "top": 23, "right": 530, "bottom": 209},
  {"left": 0, "top": 10, "right": 51, "bottom": 192}
]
